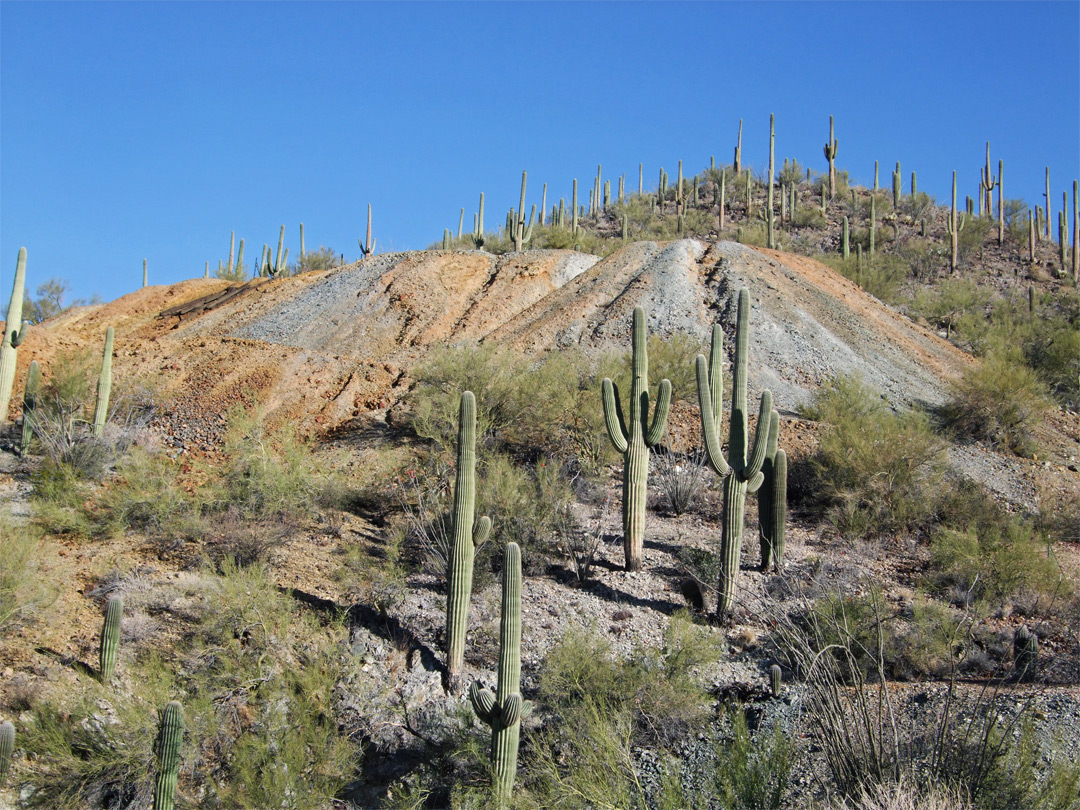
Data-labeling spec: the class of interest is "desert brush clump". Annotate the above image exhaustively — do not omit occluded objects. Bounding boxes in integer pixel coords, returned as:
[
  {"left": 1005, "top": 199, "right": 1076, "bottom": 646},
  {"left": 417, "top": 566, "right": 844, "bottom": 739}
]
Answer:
[{"left": 799, "top": 374, "right": 945, "bottom": 540}]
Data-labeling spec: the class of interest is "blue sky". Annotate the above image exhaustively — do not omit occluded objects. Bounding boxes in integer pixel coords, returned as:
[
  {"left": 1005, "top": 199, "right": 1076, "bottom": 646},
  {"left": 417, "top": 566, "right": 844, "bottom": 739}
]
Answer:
[{"left": 2, "top": 1, "right": 1078, "bottom": 306}]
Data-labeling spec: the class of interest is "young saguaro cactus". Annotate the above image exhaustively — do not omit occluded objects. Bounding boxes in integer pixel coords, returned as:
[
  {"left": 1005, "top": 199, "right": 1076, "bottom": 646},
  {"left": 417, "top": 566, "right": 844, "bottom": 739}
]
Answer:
[
  {"left": 93, "top": 326, "right": 115, "bottom": 439},
  {"left": 1014, "top": 626, "right": 1038, "bottom": 682},
  {"left": 697, "top": 288, "right": 775, "bottom": 617},
  {"left": 757, "top": 410, "right": 787, "bottom": 572},
  {"left": 0, "top": 247, "right": 28, "bottom": 424},
  {"left": 470, "top": 542, "right": 529, "bottom": 804},
  {"left": 360, "top": 204, "right": 375, "bottom": 257},
  {"left": 0, "top": 720, "right": 13, "bottom": 787},
  {"left": 446, "top": 391, "right": 493, "bottom": 693},
  {"left": 153, "top": 701, "right": 184, "bottom": 810},
  {"left": 99, "top": 595, "right": 123, "bottom": 682},
  {"left": 601, "top": 308, "right": 672, "bottom": 571},
  {"left": 19, "top": 360, "right": 40, "bottom": 457},
  {"left": 769, "top": 663, "right": 782, "bottom": 697}
]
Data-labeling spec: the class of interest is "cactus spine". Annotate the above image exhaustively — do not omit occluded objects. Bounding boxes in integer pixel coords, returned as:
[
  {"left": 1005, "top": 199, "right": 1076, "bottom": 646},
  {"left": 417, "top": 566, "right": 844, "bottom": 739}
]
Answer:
[
  {"left": 92, "top": 326, "right": 114, "bottom": 439},
  {"left": 470, "top": 542, "right": 528, "bottom": 803},
  {"left": 757, "top": 410, "right": 787, "bottom": 572},
  {"left": 770, "top": 663, "right": 782, "bottom": 697},
  {"left": 99, "top": 595, "right": 123, "bottom": 681},
  {"left": 947, "top": 171, "right": 964, "bottom": 271},
  {"left": 602, "top": 308, "right": 672, "bottom": 571},
  {"left": 0, "top": 248, "right": 28, "bottom": 424},
  {"left": 696, "top": 289, "right": 774, "bottom": 617},
  {"left": 153, "top": 701, "right": 183, "bottom": 810},
  {"left": 0, "top": 720, "right": 12, "bottom": 787},
  {"left": 510, "top": 171, "right": 535, "bottom": 252},
  {"left": 446, "top": 391, "right": 493, "bottom": 692},
  {"left": 824, "top": 115, "right": 838, "bottom": 199},
  {"left": 19, "top": 360, "right": 40, "bottom": 457}
]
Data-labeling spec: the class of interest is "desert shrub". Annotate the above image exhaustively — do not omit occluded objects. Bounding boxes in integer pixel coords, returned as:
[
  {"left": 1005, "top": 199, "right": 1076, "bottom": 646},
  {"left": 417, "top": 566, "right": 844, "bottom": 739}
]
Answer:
[
  {"left": 956, "top": 215, "right": 992, "bottom": 266},
  {"left": 0, "top": 520, "right": 56, "bottom": 633},
  {"left": 930, "top": 518, "right": 1063, "bottom": 608},
  {"left": 793, "top": 206, "right": 827, "bottom": 229},
  {"left": 1024, "top": 293, "right": 1080, "bottom": 407},
  {"left": 645, "top": 332, "right": 704, "bottom": 403},
  {"left": 901, "top": 191, "right": 936, "bottom": 221},
  {"left": 29, "top": 459, "right": 96, "bottom": 537},
  {"left": 801, "top": 375, "right": 946, "bottom": 539},
  {"left": 941, "top": 351, "right": 1052, "bottom": 456},
  {"left": 17, "top": 562, "right": 358, "bottom": 808},
  {"left": 823, "top": 254, "right": 905, "bottom": 304},
  {"left": 654, "top": 443, "right": 707, "bottom": 515},
  {"left": 909, "top": 279, "right": 987, "bottom": 340},
  {"left": 658, "top": 706, "right": 792, "bottom": 810},
  {"left": 294, "top": 245, "right": 341, "bottom": 274}
]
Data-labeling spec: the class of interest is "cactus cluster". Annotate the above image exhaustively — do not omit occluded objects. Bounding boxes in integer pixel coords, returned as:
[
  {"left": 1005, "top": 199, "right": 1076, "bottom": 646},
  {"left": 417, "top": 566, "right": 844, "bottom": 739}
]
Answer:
[
  {"left": 470, "top": 542, "right": 529, "bottom": 803},
  {"left": 446, "top": 391, "right": 493, "bottom": 693},
  {"left": 601, "top": 307, "right": 672, "bottom": 571}
]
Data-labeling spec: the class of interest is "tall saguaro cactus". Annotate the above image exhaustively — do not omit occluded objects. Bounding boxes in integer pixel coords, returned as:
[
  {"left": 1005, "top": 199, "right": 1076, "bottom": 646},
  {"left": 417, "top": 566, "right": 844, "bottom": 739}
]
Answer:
[
  {"left": 99, "top": 595, "right": 123, "bottom": 682},
  {"left": 601, "top": 308, "right": 672, "bottom": 571},
  {"left": 470, "top": 542, "right": 529, "bottom": 804},
  {"left": 446, "top": 391, "right": 493, "bottom": 693},
  {"left": 767, "top": 114, "right": 776, "bottom": 249},
  {"left": 733, "top": 118, "right": 743, "bottom": 174},
  {"left": 0, "top": 247, "right": 28, "bottom": 424},
  {"left": 696, "top": 289, "right": 774, "bottom": 617},
  {"left": 509, "top": 171, "right": 535, "bottom": 252},
  {"left": 93, "top": 327, "right": 115, "bottom": 438},
  {"left": 153, "top": 701, "right": 184, "bottom": 810},
  {"left": 360, "top": 204, "right": 375, "bottom": 257},
  {"left": 824, "top": 115, "right": 838, "bottom": 199},
  {"left": 757, "top": 410, "right": 787, "bottom": 572}
]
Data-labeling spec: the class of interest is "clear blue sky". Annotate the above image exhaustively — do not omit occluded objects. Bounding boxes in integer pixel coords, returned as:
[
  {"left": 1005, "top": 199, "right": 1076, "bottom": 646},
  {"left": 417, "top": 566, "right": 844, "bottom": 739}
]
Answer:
[{"left": 2, "top": 1, "right": 1078, "bottom": 306}]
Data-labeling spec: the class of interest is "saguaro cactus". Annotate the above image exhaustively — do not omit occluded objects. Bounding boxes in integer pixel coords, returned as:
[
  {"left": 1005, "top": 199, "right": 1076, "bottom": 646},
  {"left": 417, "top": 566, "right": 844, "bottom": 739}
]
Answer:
[
  {"left": 0, "top": 248, "right": 28, "bottom": 424},
  {"left": 509, "top": 171, "right": 535, "bottom": 252},
  {"left": 473, "top": 193, "right": 486, "bottom": 250},
  {"left": 153, "top": 701, "right": 183, "bottom": 810},
  {"left": 841, "top": 215, "right": 850, "bottom": 260},
  {"left": 892, "top": 162, "right": 902, "bottom": 208},
  {"left": 602, "top": 308, "right": 672, "bottom": 571},
  {"left": 733, "top": 118, "right": 743, "bottom": 174},
  {"left": 767, "top": 114, "right": 776, "bottom": 249},
  {"left": 769, "top": 663, "right": 782, "bottom": 697},
  {"left": 143, "top": 258, "right": 148, "bottom": 288},
  {"left": 19, "top": 361, "right": 40, "bottom": 457},
  {"left": 947, "top": 171, "right": 964, "bottom": 271},
  {"left": 696, "top": 289, "right": 774, "bottom": 617},
  {"left": 824, "top": 115, "right": 838, "bottom": 199},
  {"left": 757, "top": 410, "right": 787, "bottom": 572},
  {"left": 360, "top": 204, "right": 375, "bottom": 257},
  {"left": 446, "top": 391, "right": 493, "bottom": 692},
  {"left": 0, "top": 720, "right": 13, "bottom": 787},
  {"left": 92, "top": 326, "right": 115, "bottom": 438},
  {"left": 470, "top": 542, "right": 529, "bottom": 803},
  {"left": 99, "top": 595, "right": 123, "bottom": 682}
]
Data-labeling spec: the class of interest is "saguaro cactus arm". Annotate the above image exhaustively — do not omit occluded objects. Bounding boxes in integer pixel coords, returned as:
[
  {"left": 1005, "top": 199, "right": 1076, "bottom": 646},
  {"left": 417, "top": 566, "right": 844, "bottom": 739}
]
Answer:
[{"left": 601, "top": 378, "right": 629, "bottom": 454}]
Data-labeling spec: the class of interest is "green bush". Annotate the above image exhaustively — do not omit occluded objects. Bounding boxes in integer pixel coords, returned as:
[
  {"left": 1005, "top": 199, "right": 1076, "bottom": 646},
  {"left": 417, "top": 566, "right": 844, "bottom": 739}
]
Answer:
[
  {"left": 801, "top": 375, "right": 946, "bottom": 539},
  {"left": 930, "top": 518, "right": 1063, "bottom": 608},
  {"left": 941, "top": 351, "right": 1052, "bottom": 456},
  {"left": 0, "top": 519, "right": 56, "bottom": 633}
]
